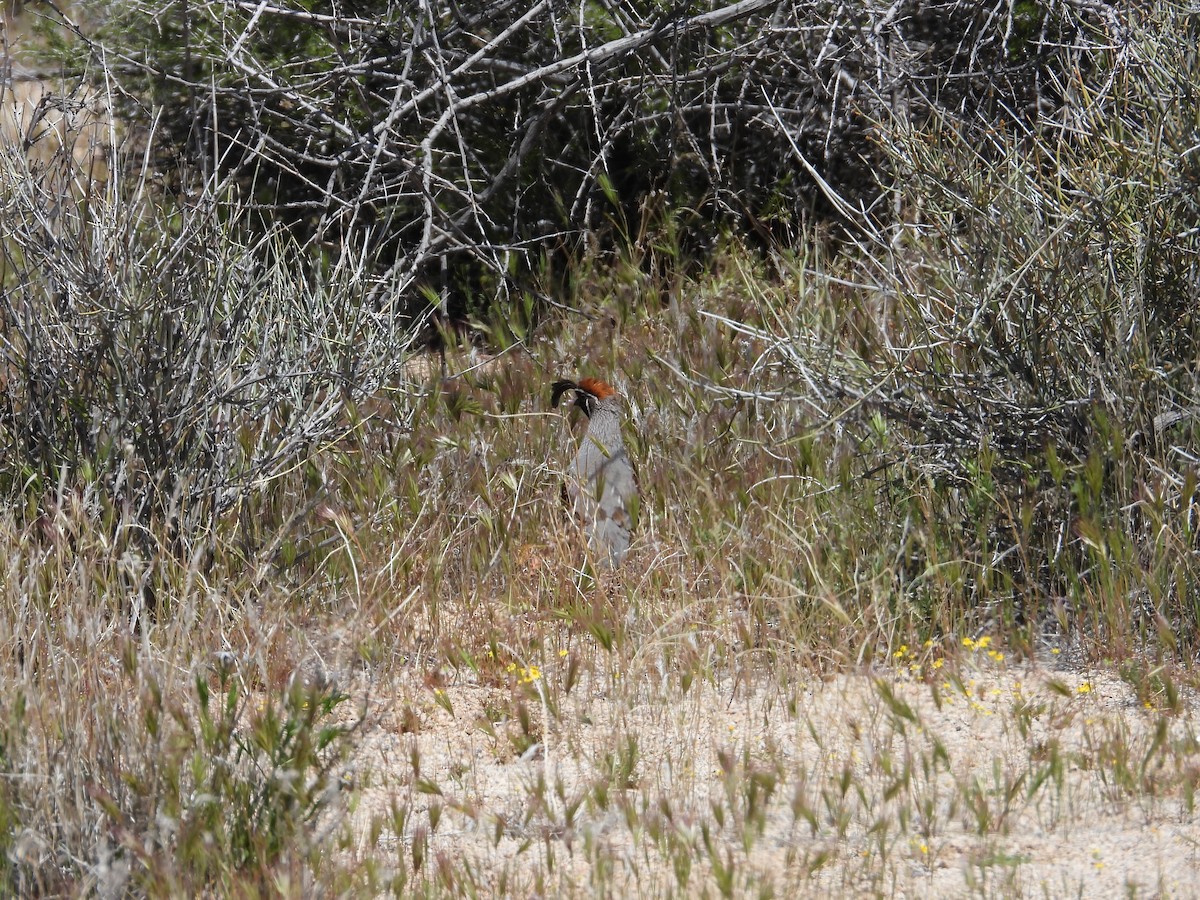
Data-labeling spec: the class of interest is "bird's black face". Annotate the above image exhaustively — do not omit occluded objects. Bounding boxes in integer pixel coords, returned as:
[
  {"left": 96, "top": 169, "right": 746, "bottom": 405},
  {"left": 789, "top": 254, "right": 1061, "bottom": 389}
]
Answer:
[{"left": 574, "top": 392, "right": 596, "bottom": 418}]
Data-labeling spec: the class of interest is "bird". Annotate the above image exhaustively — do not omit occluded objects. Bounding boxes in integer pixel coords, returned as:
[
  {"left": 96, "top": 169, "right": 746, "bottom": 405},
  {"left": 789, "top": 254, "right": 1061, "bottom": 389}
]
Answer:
[{"left": 551, "top": 376, "right": 638, "bottom": 566}]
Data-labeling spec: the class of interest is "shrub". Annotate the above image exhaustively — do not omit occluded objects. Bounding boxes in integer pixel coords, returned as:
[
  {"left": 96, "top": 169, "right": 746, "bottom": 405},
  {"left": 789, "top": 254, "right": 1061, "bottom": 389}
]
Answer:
[
  {"left": 0, "top": 115, "right": 416, "bottom": 542},
  {"left": 36, "top": 1, "right": 1106, "bottom": 318},
  {"left": 737, "top": 1, "right": 1200, "bottom": 648}
]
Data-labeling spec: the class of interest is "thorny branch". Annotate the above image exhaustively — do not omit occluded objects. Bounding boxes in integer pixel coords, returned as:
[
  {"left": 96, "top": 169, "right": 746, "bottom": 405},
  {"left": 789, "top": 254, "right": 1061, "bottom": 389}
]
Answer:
[{"left": 82, "top": 0, "right": 1084, "bottom": 313}]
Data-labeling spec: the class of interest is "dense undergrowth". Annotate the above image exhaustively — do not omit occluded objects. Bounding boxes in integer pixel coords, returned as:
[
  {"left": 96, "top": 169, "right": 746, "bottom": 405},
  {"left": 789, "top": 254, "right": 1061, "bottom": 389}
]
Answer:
[{"left": 1, "top": 0, "right": 1199, "bottom": 894}]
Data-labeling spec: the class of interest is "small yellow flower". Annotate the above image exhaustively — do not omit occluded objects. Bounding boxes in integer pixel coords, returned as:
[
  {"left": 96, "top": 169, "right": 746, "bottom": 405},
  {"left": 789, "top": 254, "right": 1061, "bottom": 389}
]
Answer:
[
  {"left": 932, "top": 658, "right": 944, "bottom": 669},
  {"left": 1050, "top": 647, "right": 1061, "bottom": 655},
  {"left": 962, "top": 637, "right": 976, "bottom": 649},
  {"left": 977, "top": 636, "right": 992, "bottom": 649},
  {"left": 1077, "top": 683, "right": 1092, "bottom": 694},
  {"left": 559, "top": 649, "right": 569, "bottom": 657},
  {"left": 988, "top": 650, "right": 1004, "bottom": 662}
]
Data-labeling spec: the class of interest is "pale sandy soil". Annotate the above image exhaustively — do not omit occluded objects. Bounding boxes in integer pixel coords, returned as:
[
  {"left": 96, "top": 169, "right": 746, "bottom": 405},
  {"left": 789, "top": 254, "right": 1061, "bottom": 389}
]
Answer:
[{"left": 328, "top": 652, "right": 1200, "bottom": 898}]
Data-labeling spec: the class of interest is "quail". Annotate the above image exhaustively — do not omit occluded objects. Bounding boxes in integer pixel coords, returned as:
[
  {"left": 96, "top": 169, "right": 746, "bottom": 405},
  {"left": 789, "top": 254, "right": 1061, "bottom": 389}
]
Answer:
[{"left": 552, "top": 377, "right": 638, "bottom": 566}]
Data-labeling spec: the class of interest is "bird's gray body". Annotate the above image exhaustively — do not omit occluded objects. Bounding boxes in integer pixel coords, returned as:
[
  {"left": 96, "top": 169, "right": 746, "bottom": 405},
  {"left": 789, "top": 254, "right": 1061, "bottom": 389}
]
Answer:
[{"left": 553, "top": 379, "right": 637, "bottom": 566}]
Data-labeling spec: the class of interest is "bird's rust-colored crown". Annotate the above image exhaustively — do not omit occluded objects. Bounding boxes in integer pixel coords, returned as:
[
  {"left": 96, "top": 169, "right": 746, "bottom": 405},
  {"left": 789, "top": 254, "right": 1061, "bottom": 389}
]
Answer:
[{"left": 577, "top": 377, "right": 616, "bottom": 400}]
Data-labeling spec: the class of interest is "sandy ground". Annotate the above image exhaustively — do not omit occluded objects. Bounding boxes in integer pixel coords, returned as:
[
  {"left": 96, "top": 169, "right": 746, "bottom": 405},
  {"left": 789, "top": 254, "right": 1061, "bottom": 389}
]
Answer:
[{"left": 327, "top": 650, "right": 1200, "bottom": 898}]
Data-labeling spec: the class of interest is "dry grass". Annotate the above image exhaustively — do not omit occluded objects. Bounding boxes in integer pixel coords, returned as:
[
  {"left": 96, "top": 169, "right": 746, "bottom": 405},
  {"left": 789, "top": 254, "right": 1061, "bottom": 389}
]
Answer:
[
  {"left": 4, "top": 4, "right": 1200, "bottom": 897},
  {"left": 3, "top": 243, "right": 1200, "bottom": 895}
]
